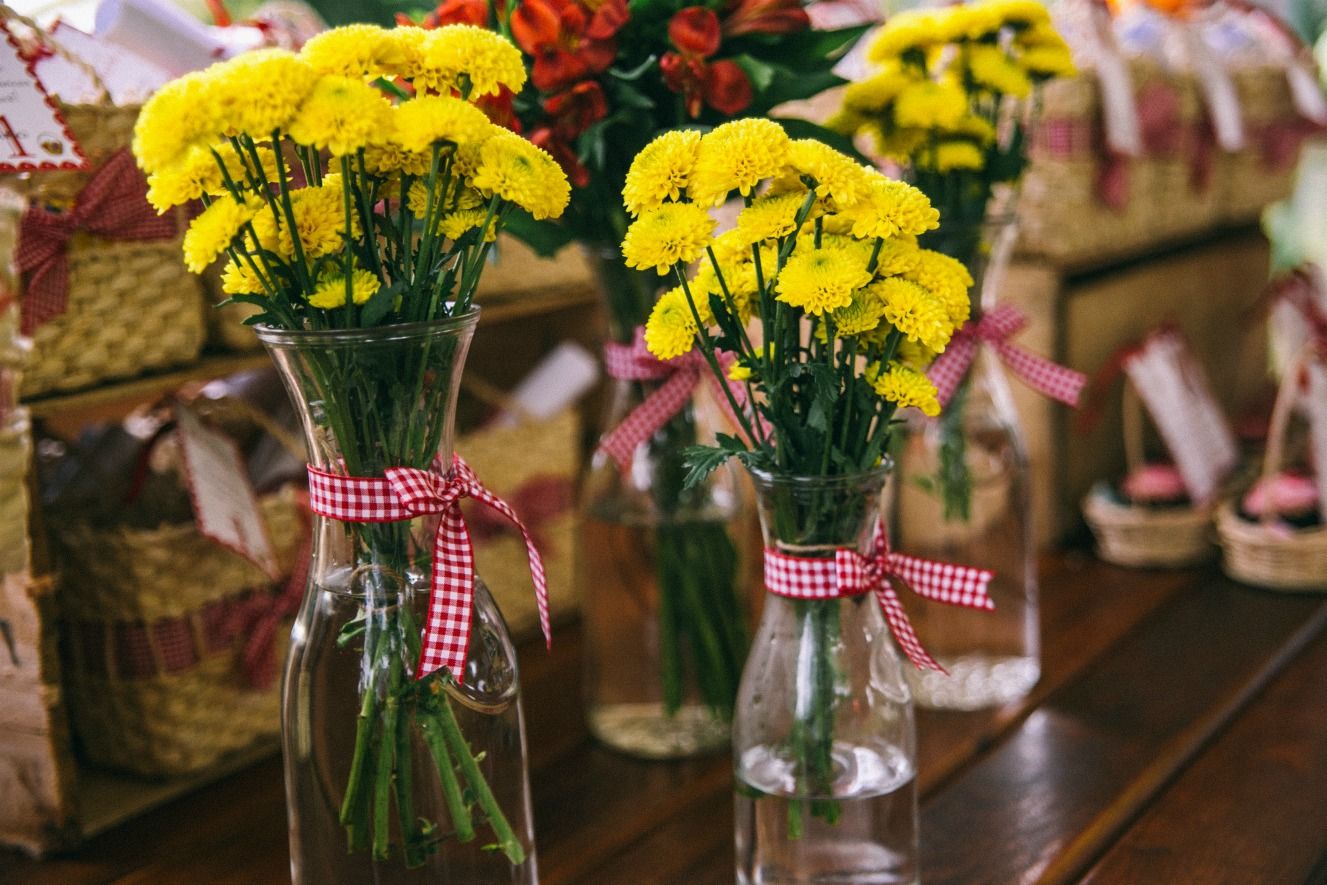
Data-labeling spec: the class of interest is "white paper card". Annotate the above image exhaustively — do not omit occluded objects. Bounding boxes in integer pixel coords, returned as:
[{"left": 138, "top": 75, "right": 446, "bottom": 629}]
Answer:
[
  {"left": 0, "top": 24, "right": 86, "bottom": 174},
  {"left": 1305, "top": 360, "right": 1327, "bottom": 523},
  {"left": 1094, "top": 9, "right": 1141, "bottom": 156},
  {"left": 1286, "top": 61, "right": 1327, "bottom": 126},
  {"left": 1124, "top": 330, "right": 1240, "bottom": 504},
  {"left": 1188, "top": 27, "right": 1245, "bottom": 152},
  {"left": 175, "top": 404, "right": 278, "bottom": 579},
  {"left": 45, "top": 20, "right": 171, "bottom": 105}
]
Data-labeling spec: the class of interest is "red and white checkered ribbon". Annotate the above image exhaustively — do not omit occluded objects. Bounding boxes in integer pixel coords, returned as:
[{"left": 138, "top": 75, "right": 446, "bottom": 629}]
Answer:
[
  {"left": 928, "top": 304, "right": 1087, "bottom": 409},
  {"left": 763, "top": 524, "right": 994, "bottom": 671},
  {"left": 306, "top": 454, "right": 550, "bottom": 683},
  {"left": 597, "top": 329, "right": 750, "bottom": 470}
]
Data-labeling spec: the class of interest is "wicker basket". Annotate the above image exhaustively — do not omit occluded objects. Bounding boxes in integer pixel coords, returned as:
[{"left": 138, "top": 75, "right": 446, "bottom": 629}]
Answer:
[
  {"left": 1216, "top": 346, "right": 1327, "bottom": 592},
  {"left": 1220, "top": 63, "right": 1301, "bottom": 224},
  {"left": 1083, "top": 384, "right": 1217, "bottom": 567},
  {"left": 12, "top": 18, "right": 205, "bottom": 397},
  {"left": 0, "top": 409, "right": 31, "bottom": 576},
  {"left": 52, "top": 403, "right": 306, "bottom": 777}
]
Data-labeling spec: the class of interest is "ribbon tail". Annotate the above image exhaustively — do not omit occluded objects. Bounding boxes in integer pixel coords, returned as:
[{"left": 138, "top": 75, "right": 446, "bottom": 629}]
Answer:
[
  {"left": 927, "top": 337, "right": 978, "bottom": 408},
  {"left": 595, "top": 366, "right": 698, "bottom": 471},
  {"left": 994, "top": 341, "right": 1087, "bottom": 408},
  {"left": 468, "top": 482, "right": 552, "bottom": 652},
  {"left": 874, "top": 579, "right": 943, "bottom": 672},
  {"left": 416, "top": 506, "right": 478, "bottom": 683}
]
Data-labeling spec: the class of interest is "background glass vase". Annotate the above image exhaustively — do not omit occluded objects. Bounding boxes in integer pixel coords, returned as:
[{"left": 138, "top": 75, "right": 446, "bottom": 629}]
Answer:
[
  {"left": 260, "top": 315, "right": 537, "bottom": 884},
  {"left": 890, "top": 219, "right": 1040, "bottom": 710},
  {"left": 735, "top": 466, "right": 918, "bottom": 885},
  {"left": 578, "top": 247, "right": 750, "bottom": 759}
]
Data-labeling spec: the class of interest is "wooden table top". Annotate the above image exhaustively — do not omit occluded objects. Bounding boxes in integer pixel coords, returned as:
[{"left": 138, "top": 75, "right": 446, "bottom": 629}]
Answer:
[{"left": 4, "top": 552, "right": 1327, "bottom": 885}]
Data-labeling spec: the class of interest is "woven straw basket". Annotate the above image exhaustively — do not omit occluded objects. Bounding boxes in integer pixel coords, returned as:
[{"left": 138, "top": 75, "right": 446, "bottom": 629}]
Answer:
[
  {"left": 53, "top": 403, "right": 306, "bottom": 778},
  {"left": 1220, "top": 64, "right": 1301, "bottom": 224},
  {"left": 1083, "top": 384, "right": 1216, "bottom": 567},
  {"left": 0, "top": 410, "right": 31, "bottom": 575},
  {"left": 455, "top": 387, "right": 580, "bottom": 636},
  {"left": 1217, "top": 346, "right": 1327, "bottom": 592},
  {"left": 10, "top": 14, "right": 205, "bottom": 397}
]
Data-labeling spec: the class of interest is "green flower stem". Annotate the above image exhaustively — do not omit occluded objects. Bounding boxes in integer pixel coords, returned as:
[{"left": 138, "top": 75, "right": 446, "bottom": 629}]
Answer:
[
  {"left": 419, "top": 704, "right": 478, "bottom": 844},
  {"left": 372, "top": 667, "right": 400, "bottom": 861},
  {"left": 435, "top": 692, "right": 527, "bottom": 865},
  {"left": 270, "top": 130, "right": 314, "bottom": 295},
  {"left": 394, "top": 695, "right": 426, "bottom": 869}
]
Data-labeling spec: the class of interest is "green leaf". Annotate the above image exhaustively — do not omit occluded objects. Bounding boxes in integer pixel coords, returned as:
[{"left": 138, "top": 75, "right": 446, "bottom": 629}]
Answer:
[
  {"left": 502, "top": 210, "right": 576, "bottom": 257},
  {"left": 360, "top": 280, "right": 402, "bottom": 326},
  {"left": 733, "top": 54, "right": 778, "bottom": 94},
  {"left": 682, "top": 445, "right": 734, "bottom": 488},
  {"left": 240, "top": 312, "right": 277, "bottom": 326}
]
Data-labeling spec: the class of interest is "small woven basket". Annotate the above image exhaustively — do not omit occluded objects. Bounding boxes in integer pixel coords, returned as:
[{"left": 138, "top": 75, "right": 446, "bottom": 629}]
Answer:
[
  {"left": 1083, "top": 384, "right": 1217, "bottom": 567},
  {"left": 1217, "top": 346, "right": 1327, "bottom": 592},
  {"left": 9, "top": 13, "right": 205, "bottom": 397},
  {"left": 53, "top": 404, "right": 306, "bottom": 778},
  {"left": 1219, "top": 63, "right": 1301, "bottom": 224}
]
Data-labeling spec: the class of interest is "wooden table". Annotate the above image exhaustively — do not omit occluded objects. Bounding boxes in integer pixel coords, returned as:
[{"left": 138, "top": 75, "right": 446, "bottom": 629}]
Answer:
[{"left": 4, "top": 553, "right": 1327, "bottom": 884}]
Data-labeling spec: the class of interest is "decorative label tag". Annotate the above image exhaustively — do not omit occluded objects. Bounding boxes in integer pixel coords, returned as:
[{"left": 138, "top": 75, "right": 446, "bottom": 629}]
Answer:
[
  {"left": 1286, "top": 60, "right": 1327, "bottom": 126},
  {"left": 1305, "top": 359, "right": 1327, "bottom": 523},
  {"left": 0, "top": 22, "right": 86, "bottom": 173},
  {"left": 1123, "top": 329, "right": 1239, "bottom": 504},
  {"left": 1093, "top": 7, "right": 1142, "bottom": 156},
  {"left": 43, "top": 21, "right": 171, "bottom": 106},
  {"left": 175, "top": 404, "right": 279, "bottom": 579}
]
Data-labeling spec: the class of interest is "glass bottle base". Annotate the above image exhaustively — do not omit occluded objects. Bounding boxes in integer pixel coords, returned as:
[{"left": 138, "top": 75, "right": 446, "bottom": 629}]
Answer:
[
  {"left": 907, "top": 655, "right": 1040, "bottom": 711},
  {"left": 588, "top": 702, "right": 730, "bottom": 759}
]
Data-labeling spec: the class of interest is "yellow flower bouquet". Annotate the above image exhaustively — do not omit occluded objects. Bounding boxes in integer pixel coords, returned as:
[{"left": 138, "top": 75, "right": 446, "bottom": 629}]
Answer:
[{"left": 133, "top": 24, "right": 569, "bottom": 879}]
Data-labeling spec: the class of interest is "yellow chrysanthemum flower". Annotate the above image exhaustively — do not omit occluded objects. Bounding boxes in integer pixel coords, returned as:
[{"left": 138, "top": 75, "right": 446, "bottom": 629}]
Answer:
[
  {"left": 690, "top": 255, "right": 762, "bottom": 324},
  {"left": 734, "top": 192, "right": 807, "bottom": 246},
  {"left": 394, "top": 95, "right": 495, "bottom": 154},
  {"left": 727, "top": 361, "right": 754, "bottom": 382},
  {"left": 840, "top": 62, "right": 920, "bottom": 114},
  {"left": 986, "top": 0, "right": 1051, "bottom": 27},
  {"left": 905, "top": 249, "right": 973, "bottom": 326},
  {"left": 413, "top": 25, "right": 527, "bottom": 97},
  {"left": 1019, "top": 45, "right": 1077, "bottom": 79},
  {"left": 922, "top": 140, "right": 986, "bottom": 172},
  {"left": 439, "top": 208, "right": 497, "bottom": 241},
  {"left": 689, "top": 119, "right": 792, "bottom": 207},
  {"left": 870, "top": 276, "right": 954, "bottom": 353},
  {"left": 308, "top": 266, "right": 381, "bottom": 309},
  {"left": 133, "top": 71, "right": 219, "bottom": 174},
  {"left": 644, "top": 287, "right": 699, "bottom": 360},
  {"left": 146, "top": 146, "right": 223, "bottom": 213},
  {"left": 407, "top": 179, "right": 483, "bottom": 219},
  {"left": 209, "top": 49, "right": 318, "bottom": 139},
  {"left": 468, "top": 129, "right": 569, "bottom": 219},
  {"left": 894, "top": 80, "right": 968, "bottom": 130},
  {"left": 966, "top": 45, "right": 1032, "bottom": 98},
  {"left": 363, "top": 140, "right": 432, "bottom": 177},
  {"left": 775, "top": 245, "right": 872, "bottom": 316},
  {"left": 287, "top": 75, "right": 393, "bottom": 155},
  {"left": 868, "top": 8, "right": 943, "bottom": 62},
  {"left": 251, "top": 178, "right": 357, "bottom": 260},
  {"left": 838, "top": 173, "right": 939, "bottom": 240},
  {"left": 300, "top": 24, "right": 407, "bottom": 80},
  {"left": 869, "top": 361, "right": 940, "bottom": 416},
  {"left": 895, "top": 337, "right": 939, "bottom": 371},
  {"left": 784, "top": 139, "right": 873, "bottom": 209},
  {"left": 830, "top": 291, "right": 886, "bottom": 337},
  {"left": 220, "top": 259, "right": 267, "bottom": 296},
  {"left": 622, "top": 129, "right": 703, "bottom": 216},
  {"left": 622, "top": 202, "right": 716, "bottom": 275},
  {"left": 870, "top": 236, "right": 922, "bottom": 276},
  {"left": 183, "top": 196, "right": 255, "bottom": 273}
]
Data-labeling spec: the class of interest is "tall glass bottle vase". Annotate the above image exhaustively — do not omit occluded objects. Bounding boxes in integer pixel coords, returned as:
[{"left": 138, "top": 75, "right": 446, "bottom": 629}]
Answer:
[
  {"left": 259, "top": 314, "right": 537, "bottom": 884},
  {"left": 735, "top": 467, "right": 919, "bottom": 885},
  {"left": 892, "top": 219, "right": 1040, "bottom": 710},
  {"left": 578, "top": 247, "right": 749, "bottom": 759}
]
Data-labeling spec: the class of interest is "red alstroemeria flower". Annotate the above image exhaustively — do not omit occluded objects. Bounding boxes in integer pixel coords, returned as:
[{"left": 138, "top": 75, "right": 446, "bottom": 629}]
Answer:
[
  {"left": 660, "top": 6, "right": 753, "bottom": 118},
  {"left": 721, "top": 0, "right": 809, "bottom": 38},
  {"left": 479, "top": 86, "right": 523, "bottom": 133},
  {"left": 545, "top": 80, "right": 608, "bottom": 139},
  {"left": 511, "top": 0, "right": 629, "bottom": 92},
  {"left": 530, "top": 126, "right": 590, "bottom": 187},
  {"left": 406, "top": 0, "right": 493, "bottom": 28}
]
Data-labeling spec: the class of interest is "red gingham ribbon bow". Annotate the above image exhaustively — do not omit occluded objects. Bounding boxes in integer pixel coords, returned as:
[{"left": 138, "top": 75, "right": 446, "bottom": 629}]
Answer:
[
  {"left": 763, "top": 524, "right": 994, "bottom": 671},
  {"left": 597, "top": 329, "right": 748, "bottom": 470},
  {"left": 928, "top": 304, "right": 1087, "bottom": 409},
  {"left": 15, "top": 149, "right": 179, "bottom": 335},
  {"left": 306, "top": 454, "right": 551, "bottom": 682}
]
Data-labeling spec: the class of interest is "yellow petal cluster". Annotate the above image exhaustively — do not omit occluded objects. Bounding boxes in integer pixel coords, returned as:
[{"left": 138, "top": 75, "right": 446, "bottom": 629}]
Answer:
[
  {"left": 183, "top": 196, "right": 255, "bottom": 273},
  {"left": 622, "top": 202, "right": 717, "bottom": 275},
  {"left": 308, "top": 266, "right": 381, "bottom": 309},
  {"left": 469, "top": 129, "right": 570, "bottom": 220},
  {"left": 689, "top": 118, "right": 792, "bottom": 207},
  {"left": 775, "top": 245, "right": 872, "bottom": 316},
  {"left": 287, "top": 75, "right": 394, "bottom": 155},
  {"left": 869, "top": 362, "right": 941, "bottom": 416},
  {"left": 644, "top": 288, "right": 699, "bottom": 360},
  {"left": 623, "top": 130, "right": 702, "bottom": 216}
]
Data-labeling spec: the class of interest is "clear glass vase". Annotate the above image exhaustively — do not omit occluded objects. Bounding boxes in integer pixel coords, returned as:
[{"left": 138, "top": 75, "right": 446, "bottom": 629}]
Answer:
[
  {"left": 735, "top": 466, "right": 919, "bottom": 885},
  {"left": 259, "top": 314, "right": 537, "bottom": 884},
  {"left": 891, "top": 219, "right": 1040, "bottom": 710},
  {"left": 578, "top": 247, "right": 749, "bottom": 759}
]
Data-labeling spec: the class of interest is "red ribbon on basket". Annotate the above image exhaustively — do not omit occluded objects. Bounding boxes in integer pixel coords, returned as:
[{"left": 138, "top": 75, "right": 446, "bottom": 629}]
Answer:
[
  {"left": 306, "top": 454, "right": 551, "bottom": 682},
  {"left": 926, "top": 304, "right": 1087, "bottom": 409},
  {"left": 597, "top": 328, "right": 759, "bottom": 470},
  {"left": 763, "top": 523, "right": 994, "bottom": 671},
  {"left": 15, "top": 149, "right": 178, "bottom": 334}
]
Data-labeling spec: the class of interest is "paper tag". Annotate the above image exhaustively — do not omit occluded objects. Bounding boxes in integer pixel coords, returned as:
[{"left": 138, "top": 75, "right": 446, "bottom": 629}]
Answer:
[
  {"left": 45, "top": 21, "right": 171, "bottom": 106},
  {"left": 1286, "top": 60, "right": 1327, "bottom": 126},
  {"left": 1187, "top": 27, "right": 1245, "bottom": 152},
  {"left": 175, "top": 404, "right": 279, "bottom": 579},
  {"left": 0, "top": 23, "right": 85, "bottom": 174},
  {"left": 1093, "top": 8, "right": 1142, "bottom": 156},
  {"left": 1123, "top": 330, "right": 1240, "bottom": 504},
  {"left": 1306, "top": 360, "right": 1327, "bottom": 523}
]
